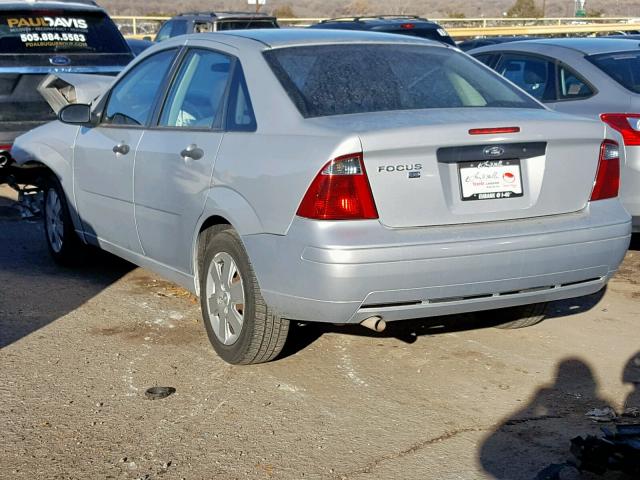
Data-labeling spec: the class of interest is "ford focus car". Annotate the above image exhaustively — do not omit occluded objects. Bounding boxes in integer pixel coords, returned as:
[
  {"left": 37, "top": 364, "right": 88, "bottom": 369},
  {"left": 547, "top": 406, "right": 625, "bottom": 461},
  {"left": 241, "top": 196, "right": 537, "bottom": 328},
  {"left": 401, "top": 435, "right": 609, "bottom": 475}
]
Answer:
[{"left": 11, "top": 30, "right": 631, "bottom": 364}]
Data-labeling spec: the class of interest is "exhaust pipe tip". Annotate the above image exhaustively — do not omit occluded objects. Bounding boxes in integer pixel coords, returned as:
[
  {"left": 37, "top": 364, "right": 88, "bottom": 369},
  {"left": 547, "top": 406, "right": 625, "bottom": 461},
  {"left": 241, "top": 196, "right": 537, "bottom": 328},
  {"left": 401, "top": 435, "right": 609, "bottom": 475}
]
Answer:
[{"left": 361, "top": 316, "right": 386, "bottom": 333}]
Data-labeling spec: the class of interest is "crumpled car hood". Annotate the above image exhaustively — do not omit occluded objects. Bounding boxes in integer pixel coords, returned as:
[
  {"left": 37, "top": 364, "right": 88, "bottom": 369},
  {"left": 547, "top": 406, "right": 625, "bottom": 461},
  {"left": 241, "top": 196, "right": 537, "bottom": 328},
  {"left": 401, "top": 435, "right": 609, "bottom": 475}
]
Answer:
[{"left": 37, "top": 73, "right": 114, "bottom": 113}]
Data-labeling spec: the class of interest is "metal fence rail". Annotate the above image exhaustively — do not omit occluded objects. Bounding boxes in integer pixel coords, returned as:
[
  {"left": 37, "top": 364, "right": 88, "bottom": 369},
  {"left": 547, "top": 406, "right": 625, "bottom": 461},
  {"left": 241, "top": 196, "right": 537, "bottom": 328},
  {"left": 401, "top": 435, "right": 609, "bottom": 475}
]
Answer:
[{"left": 113, "top": 15, "right": 640, "bottom": 39}]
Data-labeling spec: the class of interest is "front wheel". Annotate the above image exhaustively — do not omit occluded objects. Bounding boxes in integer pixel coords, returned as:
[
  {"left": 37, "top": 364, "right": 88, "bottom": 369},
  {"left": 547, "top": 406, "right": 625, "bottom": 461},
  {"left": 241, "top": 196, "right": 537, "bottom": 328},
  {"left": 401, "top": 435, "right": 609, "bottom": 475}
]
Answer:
[
  {"left": 479, "top": 302, "right": 548, "bottom": 329},
  {"left": 199, "top": 226, "right": 289, "bottom": 365},
  {"left": 43, "top": 176, "right": 85, "bottom": 266}
]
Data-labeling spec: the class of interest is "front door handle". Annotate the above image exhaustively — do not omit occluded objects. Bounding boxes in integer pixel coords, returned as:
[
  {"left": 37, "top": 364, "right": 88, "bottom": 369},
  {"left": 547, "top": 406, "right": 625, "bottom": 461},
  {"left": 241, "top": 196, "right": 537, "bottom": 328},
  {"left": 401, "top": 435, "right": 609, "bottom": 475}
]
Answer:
[
  {"left": 112, "top": 143, "right": 130, "bottom": 155},
  {"left": 180, "top": 144, "right": 204, "bottom": 161}
]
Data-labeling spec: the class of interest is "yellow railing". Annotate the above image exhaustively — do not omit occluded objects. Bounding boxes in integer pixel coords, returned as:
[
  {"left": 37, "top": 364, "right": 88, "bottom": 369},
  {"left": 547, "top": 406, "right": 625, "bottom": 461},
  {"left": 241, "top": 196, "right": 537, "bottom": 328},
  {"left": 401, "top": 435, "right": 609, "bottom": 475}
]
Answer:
[{"left": 114, "top": 16, "right": 640, "bottom": 39}]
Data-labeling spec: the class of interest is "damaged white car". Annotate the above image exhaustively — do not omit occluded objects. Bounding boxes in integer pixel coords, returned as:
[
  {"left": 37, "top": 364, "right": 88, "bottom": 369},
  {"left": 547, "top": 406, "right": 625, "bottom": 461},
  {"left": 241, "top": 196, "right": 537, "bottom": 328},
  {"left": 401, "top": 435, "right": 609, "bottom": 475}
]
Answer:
[{"left": 11, "top": 30, "right": 632, "bottom": 364}]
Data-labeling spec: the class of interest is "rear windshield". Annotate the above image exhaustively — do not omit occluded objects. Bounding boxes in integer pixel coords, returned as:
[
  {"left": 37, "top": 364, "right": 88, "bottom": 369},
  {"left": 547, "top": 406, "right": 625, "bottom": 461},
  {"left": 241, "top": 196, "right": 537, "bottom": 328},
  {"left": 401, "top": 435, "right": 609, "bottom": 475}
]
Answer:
[
  {"left": 264, "top": 44, "right": 541, "bottom": 118},
  {"left": 216, "top": 19, "right": 278, "bottom": 31},
  {"left": 0, "top": 10, "right": 129, "bottom": 53},
  {"left": 587, "top": 51, "right": 640, "bottom": 94}
]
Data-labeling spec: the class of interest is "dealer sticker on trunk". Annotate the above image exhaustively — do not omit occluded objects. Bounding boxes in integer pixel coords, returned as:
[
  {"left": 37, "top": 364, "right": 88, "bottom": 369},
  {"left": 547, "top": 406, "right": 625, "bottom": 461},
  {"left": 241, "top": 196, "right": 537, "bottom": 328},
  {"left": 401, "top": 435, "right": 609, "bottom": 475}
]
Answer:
[{"left": 458, "top": 159, "right": 523, "bottom": 201}]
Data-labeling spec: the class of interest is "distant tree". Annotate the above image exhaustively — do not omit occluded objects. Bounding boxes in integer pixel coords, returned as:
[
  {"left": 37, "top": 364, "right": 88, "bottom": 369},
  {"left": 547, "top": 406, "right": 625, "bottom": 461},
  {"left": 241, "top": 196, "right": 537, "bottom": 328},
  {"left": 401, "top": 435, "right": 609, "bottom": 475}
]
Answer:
[
  {"left": 346, "top": 0, "right": 371, "bottom": 16},
  {"left": 586, "top": 8, "right": 604, "bottom": 17},
  {"left": 272, "top": 5, "right": 296, "bottom": 18},
  {"left": 445, "top": 11, "right": 467, "bottom": 18},
  {"left": 507, "top": 0, "right": 543, "bottom": 17}
]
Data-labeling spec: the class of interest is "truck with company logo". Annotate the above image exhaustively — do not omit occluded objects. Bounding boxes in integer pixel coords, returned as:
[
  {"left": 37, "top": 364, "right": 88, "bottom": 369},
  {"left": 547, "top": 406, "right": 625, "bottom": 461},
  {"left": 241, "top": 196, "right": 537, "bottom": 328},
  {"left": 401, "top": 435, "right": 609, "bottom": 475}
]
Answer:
[{"left": 0, "top": 0, "right": 133, "bottom": 186}]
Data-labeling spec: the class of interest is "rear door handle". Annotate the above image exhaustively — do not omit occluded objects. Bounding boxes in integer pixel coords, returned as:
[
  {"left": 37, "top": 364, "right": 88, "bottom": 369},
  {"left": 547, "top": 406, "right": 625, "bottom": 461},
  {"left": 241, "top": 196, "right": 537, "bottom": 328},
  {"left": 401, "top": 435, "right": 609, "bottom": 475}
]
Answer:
[
  {"left": 112, "top": 143, "right": 130, "bottom": 155},
  {"left": 180, "top": 144, "right": 204, "bottom": 161}
]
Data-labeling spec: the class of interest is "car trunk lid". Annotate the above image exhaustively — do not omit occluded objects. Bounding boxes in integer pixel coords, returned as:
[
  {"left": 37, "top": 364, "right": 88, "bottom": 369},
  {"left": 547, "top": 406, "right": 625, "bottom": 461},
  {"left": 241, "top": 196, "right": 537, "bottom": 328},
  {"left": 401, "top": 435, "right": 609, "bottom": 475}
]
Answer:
[{"left": 308, "top": 108, "right": 605, "bottom": 228}]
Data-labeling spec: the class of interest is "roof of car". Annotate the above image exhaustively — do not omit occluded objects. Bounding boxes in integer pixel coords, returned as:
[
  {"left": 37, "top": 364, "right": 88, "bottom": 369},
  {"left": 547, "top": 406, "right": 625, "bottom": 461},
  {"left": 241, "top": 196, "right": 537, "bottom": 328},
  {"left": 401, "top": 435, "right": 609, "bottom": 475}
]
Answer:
[
  {"left": 476, "top": 37, "right": 640, "bottom": 55},
  {"left": 0, "top": 0, "right": 101, "bottom": 10},
  {"left": 173, "top": 11, "right": 276, "bottom": 21},
  {"left": 318, "top": 15, "right": 436, "bottom": 25},
  {"left": 311, "top": 15, "right": 440, "bottom": 30},
  {"left": 211, "top": 28, "right": 442, "bottom": 48}
]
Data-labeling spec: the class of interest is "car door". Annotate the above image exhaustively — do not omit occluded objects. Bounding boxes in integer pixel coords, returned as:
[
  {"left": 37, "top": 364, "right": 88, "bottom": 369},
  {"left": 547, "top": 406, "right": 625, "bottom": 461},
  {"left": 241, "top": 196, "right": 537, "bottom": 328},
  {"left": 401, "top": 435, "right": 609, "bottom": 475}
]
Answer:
[
  {"left": 133, "top": 48, "right": 234, "bottom": 272},
  {"left": 495, "top": 53, "right": 557, "bottom": 103},
  {"left": 73, "top": 48, "right": 178, "bottom": 252}
]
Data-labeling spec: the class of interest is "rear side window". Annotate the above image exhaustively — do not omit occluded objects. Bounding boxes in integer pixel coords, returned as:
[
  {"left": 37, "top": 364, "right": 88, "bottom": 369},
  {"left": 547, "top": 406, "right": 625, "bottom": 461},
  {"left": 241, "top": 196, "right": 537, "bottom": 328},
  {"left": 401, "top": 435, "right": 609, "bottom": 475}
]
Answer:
[
  {"left": 226, "top": 63, "right": 257, "bottom": 131},
  {"left": 0, "top": 10, "right": 129, "bottom": 53},
  {"left": 497, "top": 55, "right": 556, "bottom": 102},
  {"left": 557, "top": 65, "right": 593, "bottom": 100},
  {"left": 587, "top": 51, "right": 640, "bottom": 94},
  {"left": 264, "top": 44, "right": 541, "bottom": 118}
]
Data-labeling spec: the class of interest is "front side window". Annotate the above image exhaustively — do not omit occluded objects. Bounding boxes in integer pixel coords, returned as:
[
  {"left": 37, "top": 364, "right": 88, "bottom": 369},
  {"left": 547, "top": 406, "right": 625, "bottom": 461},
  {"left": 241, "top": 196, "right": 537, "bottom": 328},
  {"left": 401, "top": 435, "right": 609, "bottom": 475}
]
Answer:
[
  {"left": 473, "top": 53, "right": 499, "bottom": 68},
  {"left": 264, "top": 44, "right": 540, "bottom": 118},
  {"left": 155, "top": 21, "right": 173, "bottom": 42},
  {"left": 159, "top": 49, "right": 231, "bottom": 129},
  {"left": 103, "top": 49, "right": 176, "bottom": 126},
  {"left": 498, "top": 55, "right": 555, "bottom": 101},
  {"left": 587, "top": 51, "right": 640, "bottom": 94},
  {"left": 155, "top": 20, "right": 187, "bottom": 42},
  {"left": 170, "top": 20, "right": 188, "bottom": 37}
]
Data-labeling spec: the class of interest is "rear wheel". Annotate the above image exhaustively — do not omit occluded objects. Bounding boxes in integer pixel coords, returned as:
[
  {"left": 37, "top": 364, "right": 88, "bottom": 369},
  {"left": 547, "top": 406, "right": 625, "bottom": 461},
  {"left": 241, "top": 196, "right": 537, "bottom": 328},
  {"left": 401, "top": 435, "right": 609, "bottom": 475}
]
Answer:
[
  {"left": 43, "top": 176, "right": 85, "bottom": 266},
  {"left": 479, "top": 302, "right": 548, "bottom": 329},
  {"left": 199, "top": 226, "right": 289, "bottom": 365}
]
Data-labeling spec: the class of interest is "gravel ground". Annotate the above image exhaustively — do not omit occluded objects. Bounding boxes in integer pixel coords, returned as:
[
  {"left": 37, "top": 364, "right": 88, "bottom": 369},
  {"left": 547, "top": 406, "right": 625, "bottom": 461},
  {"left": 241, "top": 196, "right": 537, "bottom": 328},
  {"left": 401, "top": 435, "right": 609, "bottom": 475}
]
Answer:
[{"left": 1, "top": 185, "right": 638, "bottom": 480}]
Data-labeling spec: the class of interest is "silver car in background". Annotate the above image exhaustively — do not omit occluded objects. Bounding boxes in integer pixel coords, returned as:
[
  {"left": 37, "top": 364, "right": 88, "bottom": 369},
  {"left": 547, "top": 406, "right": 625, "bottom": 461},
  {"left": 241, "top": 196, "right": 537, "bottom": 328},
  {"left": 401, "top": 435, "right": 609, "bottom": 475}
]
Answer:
[
  {"left": 471, "top": 38, "right": 640, "bottom": 231},
  {"left": 11, "top": 30, "right": 631, "bottom": 364}
]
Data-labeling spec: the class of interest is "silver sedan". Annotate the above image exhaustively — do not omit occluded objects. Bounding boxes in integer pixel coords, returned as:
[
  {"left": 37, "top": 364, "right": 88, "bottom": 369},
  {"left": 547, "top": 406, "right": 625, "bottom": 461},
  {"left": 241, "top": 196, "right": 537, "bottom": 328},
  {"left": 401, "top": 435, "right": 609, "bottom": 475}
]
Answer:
[
  {"left": 12, "top": 30, "right": 631, "bottom": 364},
  {"left": 470, "top": 38, "right": 640, "bottom": 232}
]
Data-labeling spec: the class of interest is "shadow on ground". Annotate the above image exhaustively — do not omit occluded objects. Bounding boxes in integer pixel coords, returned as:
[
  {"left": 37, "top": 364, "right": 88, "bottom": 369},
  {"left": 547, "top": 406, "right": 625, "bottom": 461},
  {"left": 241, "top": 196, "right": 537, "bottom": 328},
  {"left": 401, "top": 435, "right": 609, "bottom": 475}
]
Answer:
[
  {"left": 0, "top": 202, "right": 133, "bottom": 348},
  {"left": 279, "top": 288, "right": 607, "bottom": 361},
  {"left": 479, "top": 352, "right": 640, "bottom": 480}
]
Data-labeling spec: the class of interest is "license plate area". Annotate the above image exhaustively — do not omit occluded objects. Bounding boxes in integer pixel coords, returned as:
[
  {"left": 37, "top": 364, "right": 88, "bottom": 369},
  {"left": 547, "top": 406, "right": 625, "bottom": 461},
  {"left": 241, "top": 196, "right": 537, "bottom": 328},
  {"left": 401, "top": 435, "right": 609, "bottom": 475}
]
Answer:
[{"left": 458, "top": 159, "right": 524, "bottom": 201}]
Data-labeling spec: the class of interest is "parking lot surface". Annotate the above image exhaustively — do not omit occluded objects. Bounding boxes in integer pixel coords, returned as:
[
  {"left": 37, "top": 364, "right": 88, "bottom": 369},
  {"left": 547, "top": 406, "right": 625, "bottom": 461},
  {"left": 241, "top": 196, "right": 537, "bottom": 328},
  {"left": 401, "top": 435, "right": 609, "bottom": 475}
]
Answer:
[{"left": 1, "top": 185, "right": 638, "bottom": 480}]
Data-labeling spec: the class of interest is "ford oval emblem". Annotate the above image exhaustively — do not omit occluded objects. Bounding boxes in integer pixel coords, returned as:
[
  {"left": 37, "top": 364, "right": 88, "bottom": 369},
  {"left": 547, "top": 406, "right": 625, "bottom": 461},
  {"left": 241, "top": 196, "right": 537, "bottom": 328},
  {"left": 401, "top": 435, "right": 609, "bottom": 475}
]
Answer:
[
  {"left": 49, "top": 56, "right": 71, "bottom": 66},
  {"left": 483, "top": 146, "right": 505, "bottom": 157}
]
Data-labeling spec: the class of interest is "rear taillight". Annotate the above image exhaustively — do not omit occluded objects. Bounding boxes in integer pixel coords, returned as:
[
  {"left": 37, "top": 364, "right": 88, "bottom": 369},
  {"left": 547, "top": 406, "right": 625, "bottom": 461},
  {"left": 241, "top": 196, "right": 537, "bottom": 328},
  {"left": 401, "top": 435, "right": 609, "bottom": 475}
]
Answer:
[
  {"left": 0, "top": 144, "right": 11, "bottom": 167},
  {"left": 591, "top": 140, "right": 620, "bottom": 201},
  {"left": 600, "top": 113, "right": 640, "bottom": 146},
  {"left": 297, "top": 153, "right": 378, "bottom": 220}
]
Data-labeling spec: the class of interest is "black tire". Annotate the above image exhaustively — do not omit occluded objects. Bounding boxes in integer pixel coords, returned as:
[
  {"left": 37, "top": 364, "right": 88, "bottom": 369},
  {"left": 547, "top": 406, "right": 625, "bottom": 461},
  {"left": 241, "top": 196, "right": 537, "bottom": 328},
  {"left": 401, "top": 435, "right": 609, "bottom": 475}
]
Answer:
[
  {"left": 43, "top": 175, "right": 86, "bottom": 266},
  {"left": 479, "top": 302, "right": 548, "bottom": 329},
  {"left": 198, "top": 226, "right": 289, "bottom": 365}
]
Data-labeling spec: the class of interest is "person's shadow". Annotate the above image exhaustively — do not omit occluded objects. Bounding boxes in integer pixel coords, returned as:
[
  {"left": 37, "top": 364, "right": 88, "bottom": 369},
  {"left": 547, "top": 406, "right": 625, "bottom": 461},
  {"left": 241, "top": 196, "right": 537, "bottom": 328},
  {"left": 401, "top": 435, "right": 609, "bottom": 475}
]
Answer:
[
  {"left": 623, "top": 352, "right": 640, "bottom": 414},
  {"left": 479, "top": 358, "right": 612, "bottom": 479}
]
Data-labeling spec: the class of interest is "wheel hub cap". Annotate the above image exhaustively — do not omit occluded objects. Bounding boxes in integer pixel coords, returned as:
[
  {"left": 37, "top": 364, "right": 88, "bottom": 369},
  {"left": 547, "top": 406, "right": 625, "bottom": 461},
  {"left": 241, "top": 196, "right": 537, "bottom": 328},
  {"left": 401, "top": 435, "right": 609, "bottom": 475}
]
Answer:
[{"left": 205, "top": 252, "right": 245, "bottom": 346}]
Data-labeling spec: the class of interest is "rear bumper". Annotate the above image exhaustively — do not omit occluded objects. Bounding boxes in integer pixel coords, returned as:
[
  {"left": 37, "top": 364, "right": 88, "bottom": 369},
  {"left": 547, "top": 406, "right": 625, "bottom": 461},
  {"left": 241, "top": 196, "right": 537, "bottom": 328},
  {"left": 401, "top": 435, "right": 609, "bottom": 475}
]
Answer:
[{"left": 242, "top": 199, "right": 631, "bottom": 324}]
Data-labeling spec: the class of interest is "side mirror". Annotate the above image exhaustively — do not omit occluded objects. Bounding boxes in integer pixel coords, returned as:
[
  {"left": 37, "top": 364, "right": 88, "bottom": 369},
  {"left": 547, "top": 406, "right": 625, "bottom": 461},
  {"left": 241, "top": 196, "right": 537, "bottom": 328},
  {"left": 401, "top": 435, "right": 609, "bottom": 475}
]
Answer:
[
  {"left": 59, "top": 103, "right": 93, "bottom": 125},
  {"left": 143, "top": 36, "right": 152, "bottom": 41}
]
